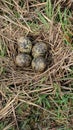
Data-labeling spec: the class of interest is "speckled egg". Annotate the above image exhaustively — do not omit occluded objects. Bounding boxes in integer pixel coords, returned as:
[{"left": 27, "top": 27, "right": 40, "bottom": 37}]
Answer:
[
  {"left": 32, "top": 42, "right": 47, "bottom": 58},
  {"left": 15, "top": 53, "right": 32, "bottom": 67},
  {"left": 18, "top": 37, "right": 32, "bottom": 54},
  {"left": 32, "top": 57, "right": 46, "bottom": 72}
]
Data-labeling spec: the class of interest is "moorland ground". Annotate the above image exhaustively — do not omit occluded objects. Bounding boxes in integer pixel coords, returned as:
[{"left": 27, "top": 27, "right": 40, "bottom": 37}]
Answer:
[{"left": 0, "top": 0, "right": 73, "bottom": 130}]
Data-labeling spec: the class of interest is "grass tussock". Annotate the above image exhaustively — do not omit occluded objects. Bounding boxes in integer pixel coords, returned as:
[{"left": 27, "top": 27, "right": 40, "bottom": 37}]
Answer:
[{"left": 0, "top": 0, "right": 73, "bottom": 130}]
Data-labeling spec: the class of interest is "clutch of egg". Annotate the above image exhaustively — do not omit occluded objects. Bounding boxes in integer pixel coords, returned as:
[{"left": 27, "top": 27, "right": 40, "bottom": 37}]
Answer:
[{"left": 15, "top": 37, "right": 47, "bottom": 72}]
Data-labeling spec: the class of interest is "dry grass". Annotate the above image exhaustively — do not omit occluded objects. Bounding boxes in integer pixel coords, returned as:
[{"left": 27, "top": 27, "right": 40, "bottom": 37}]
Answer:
[{"left": 0, "top": 0, "right": 73, "bottom": 130}]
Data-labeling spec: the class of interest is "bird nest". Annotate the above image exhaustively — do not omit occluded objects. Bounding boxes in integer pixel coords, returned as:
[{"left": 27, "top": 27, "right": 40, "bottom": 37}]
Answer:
[{"left": 0, "top": 24, "right": 73, "bottom": 90}]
